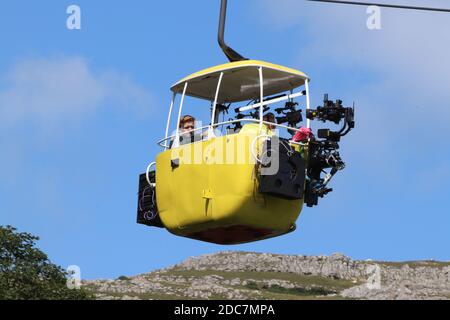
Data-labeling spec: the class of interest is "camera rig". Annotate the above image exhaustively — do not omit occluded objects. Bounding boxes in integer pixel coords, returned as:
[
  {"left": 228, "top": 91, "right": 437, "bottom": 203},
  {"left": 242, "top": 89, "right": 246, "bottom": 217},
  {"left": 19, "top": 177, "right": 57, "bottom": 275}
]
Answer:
[
  {"left": 227, "top": 93, "right": 355, "bottom": 208},
  {"left": 304, "top": 94, "right": 355, "bottom": 207}
]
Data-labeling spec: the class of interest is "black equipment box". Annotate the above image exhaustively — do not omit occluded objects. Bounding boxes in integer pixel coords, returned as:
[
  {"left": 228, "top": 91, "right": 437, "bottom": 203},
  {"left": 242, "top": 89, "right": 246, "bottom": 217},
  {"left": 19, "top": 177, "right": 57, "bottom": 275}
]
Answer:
[
  {"left": 259, "top": 140, "right": 306, "bottom": 200},
  {"left": 137, "top": 172, "right": 164, "bottom": 228}
]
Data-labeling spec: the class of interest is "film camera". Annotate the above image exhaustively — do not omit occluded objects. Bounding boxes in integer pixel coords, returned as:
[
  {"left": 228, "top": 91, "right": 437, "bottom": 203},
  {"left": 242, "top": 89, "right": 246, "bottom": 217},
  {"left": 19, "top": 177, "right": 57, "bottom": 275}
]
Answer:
[
  {"left": 273, "top": 101, "right": 303, "bottom": 136},
  {"left": 306, "top": 94, "right": 354, "bottom": 124},
  {"left": 275, "top": 101, "right": 303, "bottom": 128},
  {"left": 306, "top": 94, "right": 354, "bottom": 142}
]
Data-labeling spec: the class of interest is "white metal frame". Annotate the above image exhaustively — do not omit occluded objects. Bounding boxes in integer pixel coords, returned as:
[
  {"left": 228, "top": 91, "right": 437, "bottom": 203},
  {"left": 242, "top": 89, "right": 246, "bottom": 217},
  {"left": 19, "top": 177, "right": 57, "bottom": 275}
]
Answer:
[
  {"left": 208, "top": 72, "right": 224, "bottom": 139},
  {"left": 163, "top": 93, "right": 177, "bottom": 150},
  {"left": 305, "top": 79, "right": 311, "bottom": 129},
  {"left": 172, "top": 82, "right": 189, "bottom": 149},
  {"left": 258, "top": 67, "right": 264, "bottom": 131},
  {"left": 161, "top": 66, "right": 311, "bottom": 149},
  {"left": 157, "top": 119, "right": 308, "bottom": 148}
]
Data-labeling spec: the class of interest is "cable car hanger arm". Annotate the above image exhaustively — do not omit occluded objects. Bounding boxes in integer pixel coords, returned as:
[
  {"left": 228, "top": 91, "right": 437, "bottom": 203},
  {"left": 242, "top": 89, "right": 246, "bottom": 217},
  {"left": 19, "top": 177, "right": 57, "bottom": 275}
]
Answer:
[
  {"left": 218, "top": 0, "right": 247, "bottom": 62},
  {"left": 306, "top": 0, "right": 450, "bottom": 13}
]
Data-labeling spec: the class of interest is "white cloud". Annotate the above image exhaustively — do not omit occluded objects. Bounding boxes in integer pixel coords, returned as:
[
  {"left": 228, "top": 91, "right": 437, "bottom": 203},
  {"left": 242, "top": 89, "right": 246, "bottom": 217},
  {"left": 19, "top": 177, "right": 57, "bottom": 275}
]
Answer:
[
  {"left": 0, "top": 56, "right": 154, "bottom": 189},
  {"left": 0, "top": 56, "right": 153, "bottom": 130}
]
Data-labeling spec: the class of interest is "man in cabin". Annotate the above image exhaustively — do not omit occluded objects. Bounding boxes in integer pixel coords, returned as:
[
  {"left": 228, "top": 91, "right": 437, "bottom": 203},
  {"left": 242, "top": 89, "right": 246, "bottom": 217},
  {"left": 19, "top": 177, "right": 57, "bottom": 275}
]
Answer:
[
  {"left": 180, "top": 115, "right": 196, "bottom": 133},
  {"left": 169, "top": 115, "right": 197, "bottom": 148},
  {"left": 178, "top": 115, "right": 197, "bottom": 146},
  {"left": 171, "top": 115, "right": 222, "bottom": 148},
  {"left": 263, "top": 113, "right": 277, "bottom": 131}
]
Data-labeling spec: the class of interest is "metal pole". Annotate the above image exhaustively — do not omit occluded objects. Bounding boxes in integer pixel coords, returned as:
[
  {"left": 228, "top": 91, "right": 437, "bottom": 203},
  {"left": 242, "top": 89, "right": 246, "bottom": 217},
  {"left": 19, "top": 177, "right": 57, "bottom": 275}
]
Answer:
[
  {"left": 164, "top": 93, "right": 176, "bottom": 150},
  {"left": 210, "top": 72, "right": 224, "bottom": 137},
  {"left": 258, "top": 67, "right": 264, "bottom": 131},
  {"left": 173, "top": 82, "right": 189, "bottom": 149},
  {"left": 305, "top": 79, "right": 311, "bottom": 129},
  {"left": 218, "top": 0, "right": 247, "bottom": 62}
]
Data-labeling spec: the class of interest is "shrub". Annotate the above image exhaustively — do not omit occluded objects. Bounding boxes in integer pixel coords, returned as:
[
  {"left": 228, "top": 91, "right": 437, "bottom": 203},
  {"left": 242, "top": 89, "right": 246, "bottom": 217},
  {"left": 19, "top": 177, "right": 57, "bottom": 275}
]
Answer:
[{"left": 0, "top": 225, "right": 92, "bottom": 300}]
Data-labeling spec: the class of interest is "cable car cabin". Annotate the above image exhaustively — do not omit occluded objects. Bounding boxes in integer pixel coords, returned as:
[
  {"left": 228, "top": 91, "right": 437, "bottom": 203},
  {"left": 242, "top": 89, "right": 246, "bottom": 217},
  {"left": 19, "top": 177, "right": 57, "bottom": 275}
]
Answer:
[
  {"left": 137, "top": 60, "right": 354, "bottom": 245},
  {"left": 136, "top": 0, "right": 355, "bottom": 245},
  {"left": 137, "top": 60, "right": 310, "bottom": 244}
]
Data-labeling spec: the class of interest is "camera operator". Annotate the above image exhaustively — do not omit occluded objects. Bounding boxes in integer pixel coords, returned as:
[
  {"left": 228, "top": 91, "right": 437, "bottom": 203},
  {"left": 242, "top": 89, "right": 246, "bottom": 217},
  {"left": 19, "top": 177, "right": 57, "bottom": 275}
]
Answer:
[
  {"left": 263, "top": 112, "right": 277, "bottom": 130},
  {"left": 292, "top": 127, "right": 314, "bottom": 143}
]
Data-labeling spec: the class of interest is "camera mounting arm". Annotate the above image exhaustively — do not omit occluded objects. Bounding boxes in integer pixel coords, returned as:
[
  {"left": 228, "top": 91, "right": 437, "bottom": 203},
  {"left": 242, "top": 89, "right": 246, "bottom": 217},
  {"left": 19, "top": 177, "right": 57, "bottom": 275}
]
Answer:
[{"left": 304, "top": 94, "right": 355, "bottom": 207}]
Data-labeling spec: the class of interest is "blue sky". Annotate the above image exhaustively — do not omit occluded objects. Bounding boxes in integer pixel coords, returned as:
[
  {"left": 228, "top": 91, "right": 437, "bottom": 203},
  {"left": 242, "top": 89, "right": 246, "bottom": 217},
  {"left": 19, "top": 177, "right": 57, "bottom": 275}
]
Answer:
[{"left": 1, "top": 0, "right": 449, "bottom": 279}]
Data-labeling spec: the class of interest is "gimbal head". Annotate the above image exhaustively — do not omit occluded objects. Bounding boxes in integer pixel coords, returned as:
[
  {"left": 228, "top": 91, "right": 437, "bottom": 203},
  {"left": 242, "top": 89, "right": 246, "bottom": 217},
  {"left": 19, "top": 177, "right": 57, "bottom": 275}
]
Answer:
[{"left": 307, "top": 94, "right": 355, "bottom": 142}]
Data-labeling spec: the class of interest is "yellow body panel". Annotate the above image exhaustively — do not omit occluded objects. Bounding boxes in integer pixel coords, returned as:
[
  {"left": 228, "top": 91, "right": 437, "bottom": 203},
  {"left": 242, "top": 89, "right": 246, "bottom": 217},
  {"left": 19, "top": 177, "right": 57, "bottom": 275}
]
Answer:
[{"left": 155, "top": 127, "right": 304, "bottom": 244}]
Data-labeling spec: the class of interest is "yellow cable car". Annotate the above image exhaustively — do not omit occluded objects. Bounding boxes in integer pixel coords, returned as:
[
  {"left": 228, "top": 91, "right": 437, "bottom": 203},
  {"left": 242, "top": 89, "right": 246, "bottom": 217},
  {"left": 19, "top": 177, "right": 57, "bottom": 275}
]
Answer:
[{"left": 136, "top": 0, "right": 355, "bottom": 245}]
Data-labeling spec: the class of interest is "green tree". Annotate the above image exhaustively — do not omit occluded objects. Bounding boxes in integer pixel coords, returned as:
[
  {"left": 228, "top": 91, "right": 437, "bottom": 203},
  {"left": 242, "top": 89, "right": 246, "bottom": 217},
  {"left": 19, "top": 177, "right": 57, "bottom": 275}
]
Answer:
[{"left": 0, "top": 225, "right": 92, "bottom": 300}]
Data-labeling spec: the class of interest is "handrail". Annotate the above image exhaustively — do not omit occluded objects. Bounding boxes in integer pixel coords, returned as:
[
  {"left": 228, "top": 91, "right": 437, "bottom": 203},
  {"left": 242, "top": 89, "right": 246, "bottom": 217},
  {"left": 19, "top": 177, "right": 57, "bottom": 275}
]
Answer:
[
  {"left": 156, "top": 118, "right": 307, "bottom": 148},
  {"left": 158, "top": 88, "right": 307, "bottom": 149}
]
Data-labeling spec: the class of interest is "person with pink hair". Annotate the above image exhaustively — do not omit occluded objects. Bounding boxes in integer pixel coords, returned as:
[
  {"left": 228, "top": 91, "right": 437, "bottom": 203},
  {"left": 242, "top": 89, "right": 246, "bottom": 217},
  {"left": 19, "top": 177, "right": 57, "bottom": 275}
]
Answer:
[{"left": 292, "top": 127, "right": 314, "bottom": 142}]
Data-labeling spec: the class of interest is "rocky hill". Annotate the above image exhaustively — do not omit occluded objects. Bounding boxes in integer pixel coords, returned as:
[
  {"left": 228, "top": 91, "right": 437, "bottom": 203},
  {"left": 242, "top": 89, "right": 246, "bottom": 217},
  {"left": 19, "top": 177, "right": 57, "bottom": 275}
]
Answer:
[{"left": 84, "top": 251, "right": 450, "bottom": 300}]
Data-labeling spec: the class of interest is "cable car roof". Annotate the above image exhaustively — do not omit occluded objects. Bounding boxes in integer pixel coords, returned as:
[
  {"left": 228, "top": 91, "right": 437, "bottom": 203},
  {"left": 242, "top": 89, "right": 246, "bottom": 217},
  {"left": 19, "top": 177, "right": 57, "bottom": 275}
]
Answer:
[{"left": 171, "top": 60, "right": 309, "bottom": 103}]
